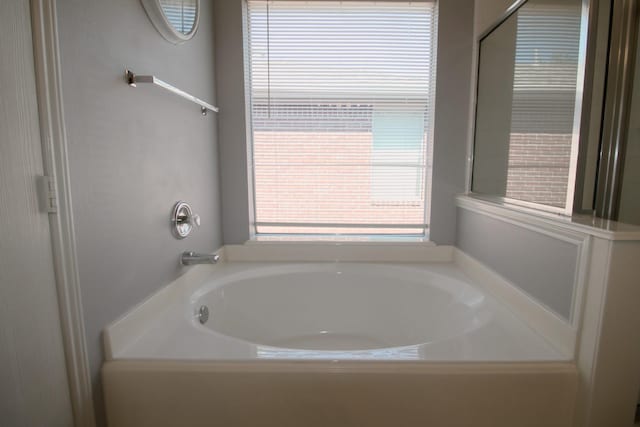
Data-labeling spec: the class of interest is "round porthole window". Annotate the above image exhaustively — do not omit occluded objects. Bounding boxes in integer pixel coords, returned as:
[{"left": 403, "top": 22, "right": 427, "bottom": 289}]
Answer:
[{"left": 141, "top": 0, "right": 200, "bottom": 44}]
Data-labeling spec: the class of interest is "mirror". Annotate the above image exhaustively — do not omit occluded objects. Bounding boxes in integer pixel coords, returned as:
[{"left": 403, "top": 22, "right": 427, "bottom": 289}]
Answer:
[
  {"left": 141, "top": 0, "right": 200, "bottom": 44},
  {"left": 472, "top": 0, "right": 585, "bottom": 212}
]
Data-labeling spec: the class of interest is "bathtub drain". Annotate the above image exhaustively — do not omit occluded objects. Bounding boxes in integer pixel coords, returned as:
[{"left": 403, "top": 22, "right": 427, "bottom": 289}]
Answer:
[{"left": 196, "top": 305, "right": 209, "bottom": 324}]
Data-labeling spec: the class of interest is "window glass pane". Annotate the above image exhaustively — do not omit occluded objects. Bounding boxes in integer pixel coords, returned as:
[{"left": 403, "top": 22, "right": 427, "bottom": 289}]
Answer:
[
  {"left": 371, "top": 108, "right": 425, "bottom": 203},
  {"left": 247, "top": 1, "right": 437, "bottom": 235}
]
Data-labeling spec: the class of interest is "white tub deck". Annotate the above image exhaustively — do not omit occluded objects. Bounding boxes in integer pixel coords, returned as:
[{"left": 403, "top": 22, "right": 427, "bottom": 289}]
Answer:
[
  {"left": 106, "top": 261, "right": 565, "bottom": 362},
  {"left": 103, "top": 249, "right": 578, "bottom": 427}
]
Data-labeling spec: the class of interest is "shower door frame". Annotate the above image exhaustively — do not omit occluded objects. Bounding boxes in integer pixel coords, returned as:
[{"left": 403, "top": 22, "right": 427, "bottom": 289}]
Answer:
[{"left": 595, "top": 0, "right": 640, "bottom": 220}]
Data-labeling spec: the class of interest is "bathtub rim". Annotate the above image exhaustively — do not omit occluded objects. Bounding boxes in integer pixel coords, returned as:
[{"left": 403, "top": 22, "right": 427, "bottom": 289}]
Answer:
[
  {"left": 104, "top": 244, "right": 576, "bottom": 362},
  {"left": 102, "top": 358, "right": 578, "bottom": 375}
]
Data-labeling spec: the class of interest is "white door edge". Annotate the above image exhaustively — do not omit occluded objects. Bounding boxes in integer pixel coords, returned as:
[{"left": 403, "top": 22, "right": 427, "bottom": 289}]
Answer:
[{"left": 30, "top": 1, "right": 96, "bottom": 425}]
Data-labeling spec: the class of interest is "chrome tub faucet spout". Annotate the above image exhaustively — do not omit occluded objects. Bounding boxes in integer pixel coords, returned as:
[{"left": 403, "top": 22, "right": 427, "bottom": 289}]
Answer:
[{"left": 180, "top": 251, "right": 220, "bottom": 266}]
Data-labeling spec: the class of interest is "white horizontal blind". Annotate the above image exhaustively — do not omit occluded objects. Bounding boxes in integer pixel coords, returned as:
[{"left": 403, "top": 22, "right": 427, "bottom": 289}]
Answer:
[
  {"left": 505, "top": 1, "right": 582, "bottom": 208},
  {"left": 160, "top": 1, "right": 197, "bottom": 34},
  {"left": 512, "top": 2, "right": 581, "bottom": 132},
  {"left": 246, "top": 1, "right": 437, "bottom": 235}
]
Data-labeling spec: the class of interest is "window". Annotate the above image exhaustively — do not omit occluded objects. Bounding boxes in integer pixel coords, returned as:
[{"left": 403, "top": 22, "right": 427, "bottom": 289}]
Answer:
[
  {"left": 246, "top": 1, "right": 438, "bottom": 236},
  {"left": 506, "top": 2, "right": 582, "bottom": 208}
]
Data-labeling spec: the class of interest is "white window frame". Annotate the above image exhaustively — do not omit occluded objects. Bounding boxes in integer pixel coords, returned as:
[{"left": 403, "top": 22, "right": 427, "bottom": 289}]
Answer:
[{"left": 244, "top": 0, "right": 438, "bottom": 238}]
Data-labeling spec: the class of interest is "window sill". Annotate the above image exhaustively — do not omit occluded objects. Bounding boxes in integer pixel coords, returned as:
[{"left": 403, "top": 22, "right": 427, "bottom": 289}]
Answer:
[
  {"left": 249, "top": 234, "right": 433, "bottom": 245},
  {"left": 224, "top": 238, "right": 448, "bottom": 263}
]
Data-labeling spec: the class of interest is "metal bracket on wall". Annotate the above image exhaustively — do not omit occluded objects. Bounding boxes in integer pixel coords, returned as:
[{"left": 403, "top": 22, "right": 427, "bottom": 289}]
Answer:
[{"left": 125, "top": 69, "right": 219, "bottom": 116}]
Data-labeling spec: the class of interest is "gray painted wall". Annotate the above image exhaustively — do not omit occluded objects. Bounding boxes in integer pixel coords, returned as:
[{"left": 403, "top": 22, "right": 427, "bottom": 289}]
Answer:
[
  {"left": 475, "top": 0, "right": 516, "bottom": 37},
  {"left": 456, "top": 208, "right": 578, "bottom": 320},
  {"left": 214, "top": 0, "right": 253, "bottom": 244},
  {"left": 215, "top": 0, "right": 475, "bottom": 245},
  {"left": 56, "top": 0, "right": 222, "bottom": 423},
  {"left": 428, "top": 0, "right": 475, "bottom": 244}
]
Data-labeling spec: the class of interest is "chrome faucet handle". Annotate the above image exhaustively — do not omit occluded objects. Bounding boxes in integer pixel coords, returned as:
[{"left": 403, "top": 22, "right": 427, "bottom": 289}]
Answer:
[
  {"left": 177, "top": 213, "right": 200, "bottom": 227},
  {"left": 171, "top": 201, "right": 200, "bottom": 239},
  {"left": 176, "top": 211, "right": 200, "bottom": 227},
  {"left": 190, "top": 213, "right": 201, "bottom": 227}
]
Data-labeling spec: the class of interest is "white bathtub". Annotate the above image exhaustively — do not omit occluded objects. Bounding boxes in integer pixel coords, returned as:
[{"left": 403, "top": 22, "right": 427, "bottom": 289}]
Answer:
[
  {"left": 107, "top": 262, "right": 562, "bottom": 361},
  {"left": 103, "top": 246, "right": 577, "bottom": 427},
  {"left": 199, "top": 263, "right": 491, "bottom": 353}
]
